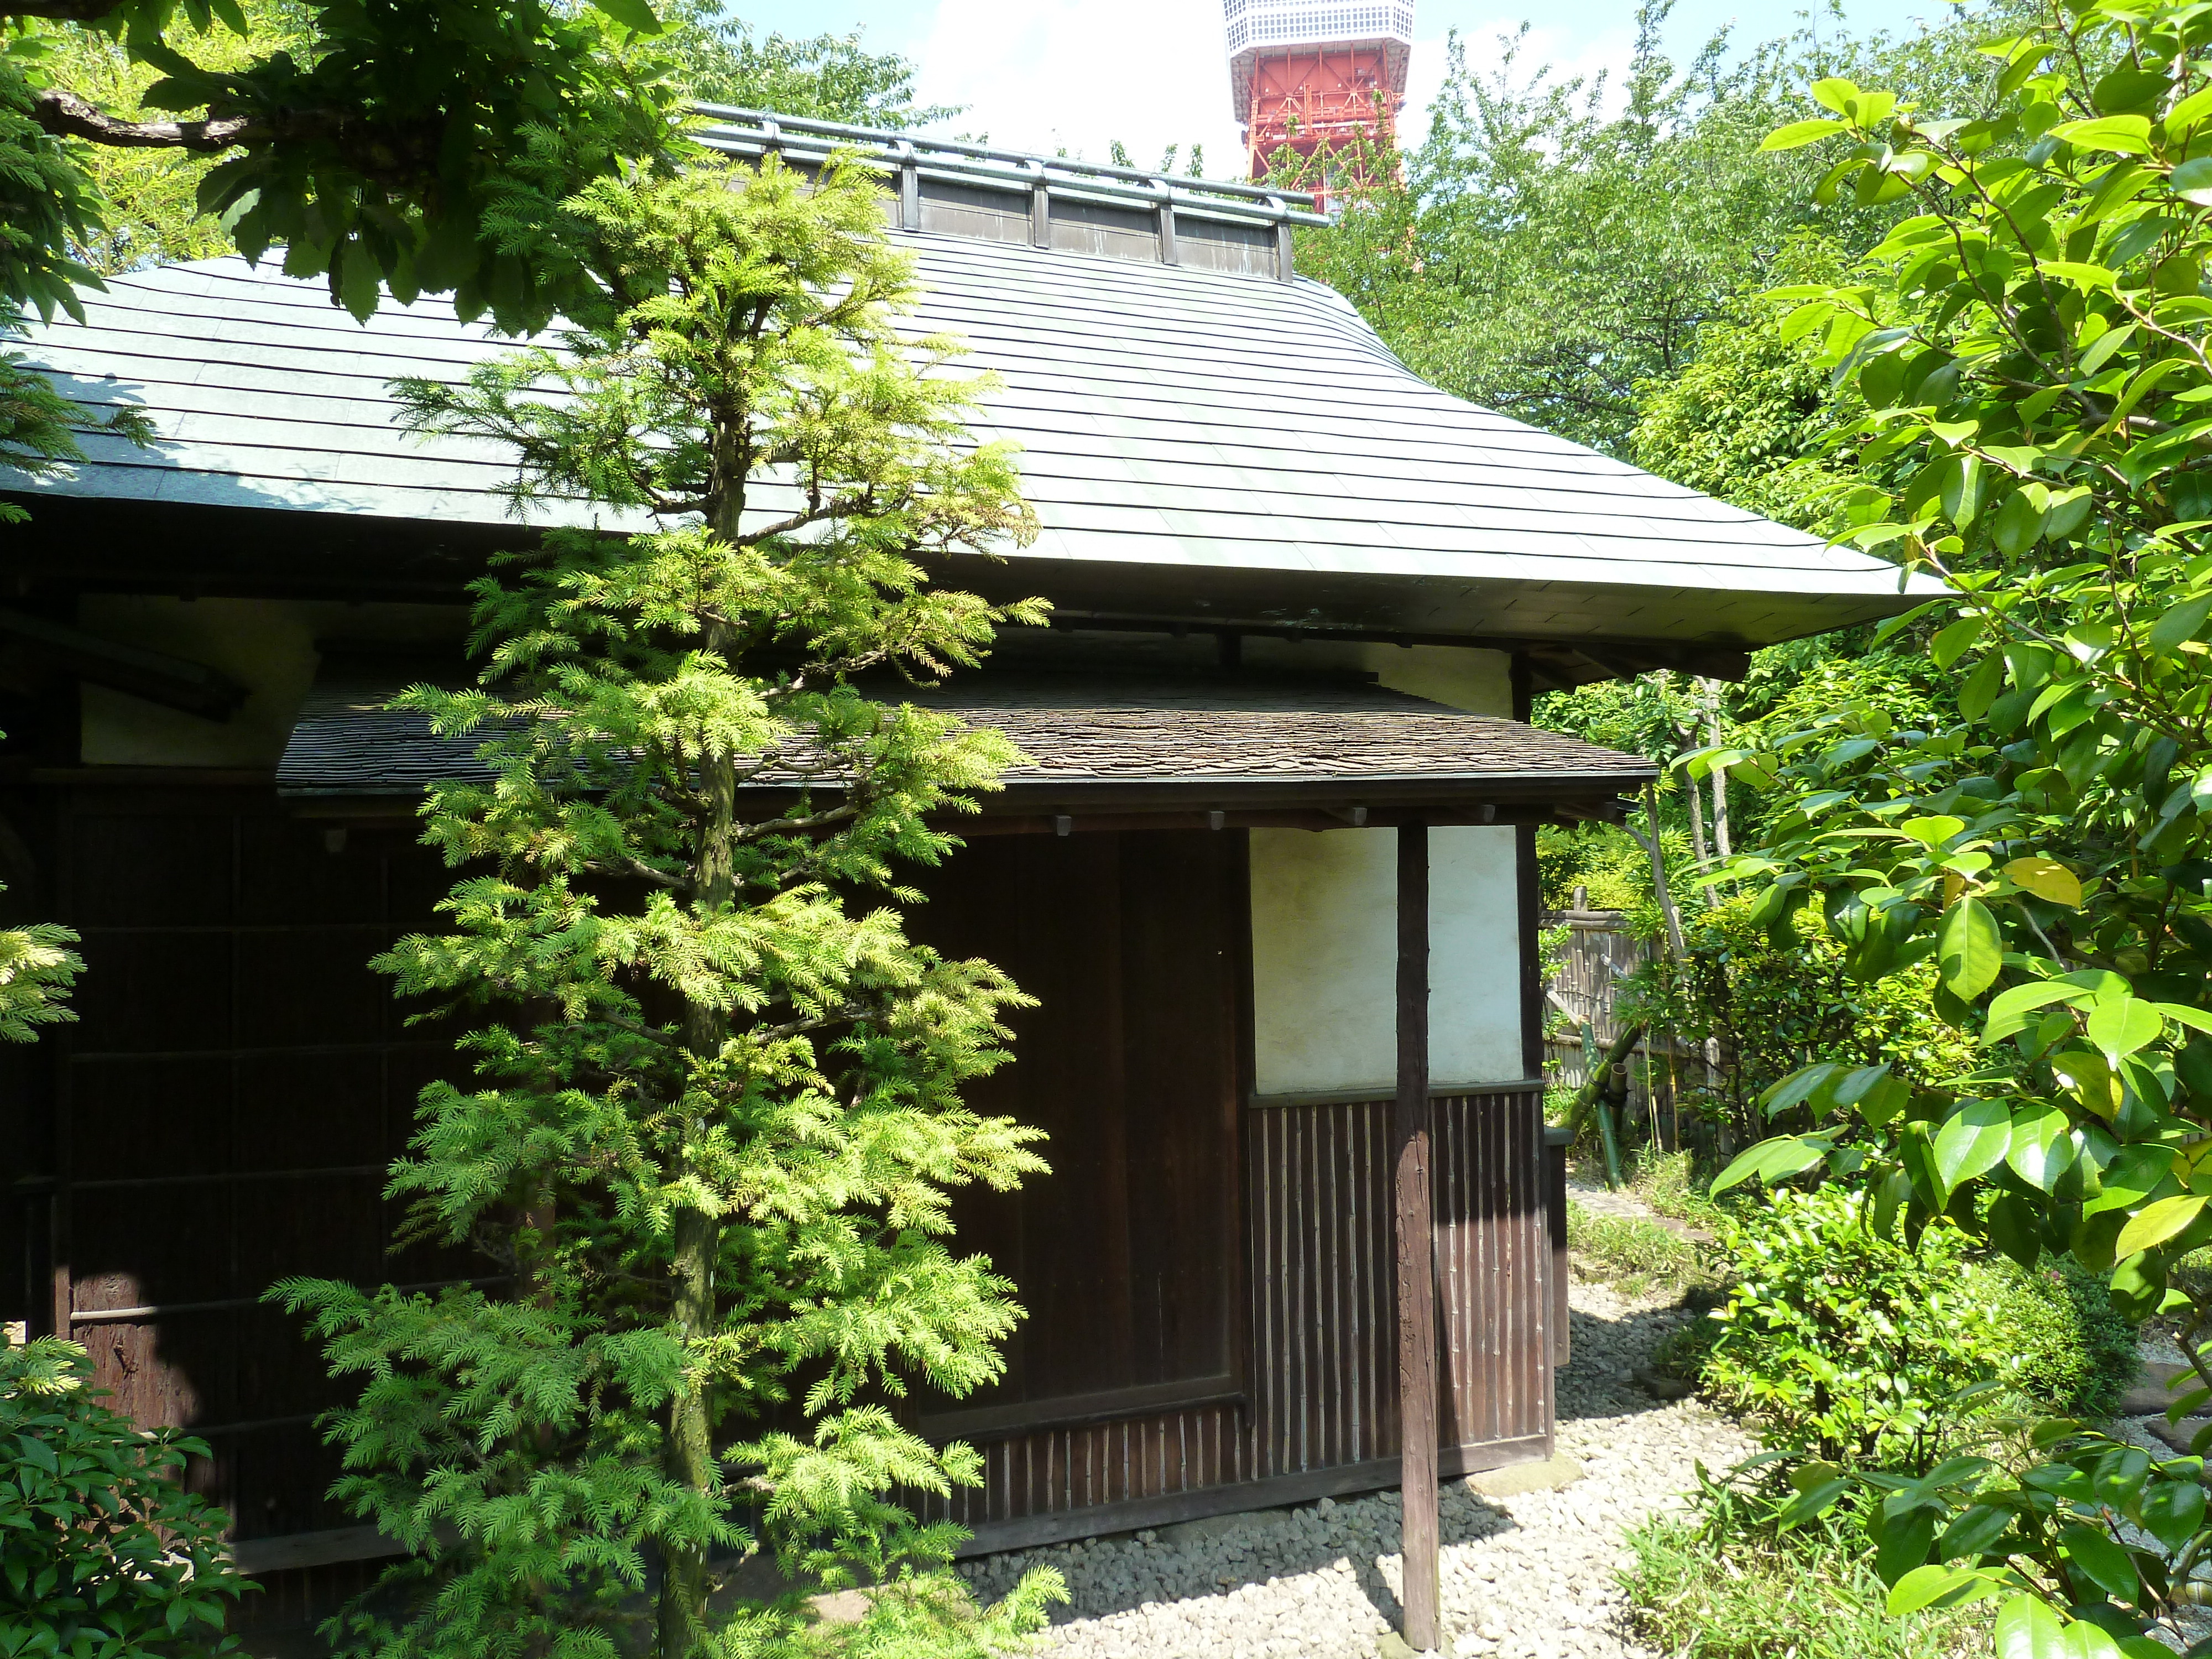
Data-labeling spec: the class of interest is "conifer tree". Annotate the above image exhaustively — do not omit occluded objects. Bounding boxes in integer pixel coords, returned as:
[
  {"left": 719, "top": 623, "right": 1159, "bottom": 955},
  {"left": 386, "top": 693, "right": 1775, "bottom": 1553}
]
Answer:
[{"left": 273, "top": 151, "right": 1063, "bottom": 1657}]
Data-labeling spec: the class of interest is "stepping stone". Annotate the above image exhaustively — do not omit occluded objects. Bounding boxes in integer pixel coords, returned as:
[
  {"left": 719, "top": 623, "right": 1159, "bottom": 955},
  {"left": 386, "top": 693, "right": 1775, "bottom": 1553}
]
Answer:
[
  {"left": 1465, "top": 1455, "right": 1584, "bottom": 1498},
  {"left": 2121, "top": 1360, "right": 2203, "bottom": 1418},
  {"left": 2146, "top": 1416, "right": 2212, "bottom": 1455}
]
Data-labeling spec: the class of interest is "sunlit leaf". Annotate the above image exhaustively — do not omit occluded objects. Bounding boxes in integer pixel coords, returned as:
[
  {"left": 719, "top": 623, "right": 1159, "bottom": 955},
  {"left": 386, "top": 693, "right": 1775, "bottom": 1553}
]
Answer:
[
  {"left": 1934, "top": 1099, "right": 2011, "bottom": 1191},
  {"left": 1938, "top": 898, "right": 2004, "bottom": 999}
]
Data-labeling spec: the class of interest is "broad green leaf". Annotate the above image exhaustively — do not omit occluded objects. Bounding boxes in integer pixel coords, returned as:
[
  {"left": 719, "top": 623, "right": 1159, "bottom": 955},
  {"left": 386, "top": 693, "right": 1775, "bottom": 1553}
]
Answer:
[
  {"left": 2056, "top": 1522, "right": 2137, "bottom": 1600},
  {"left": 2141, "top": 1479, "right": 2206, "bottom": 1552},
  {"left": 2086, "top": 994, "right": 2162, "bottom": 1060},
  {"left": 2114, "top": 1193, "right": 2207, "bottom": 1258},
  {"left": 2050, "top": 115, "right": 2154, "bottom": 153},
  {"left": 1991, "top": 489, "right": 2047, "bottom": 555},
  {"left": 1901, "top": 815, "right": 1966, "bottom": 848},
  {"left": 1938, "top": 898, "right": 2004, "bottom": 1000},
  {"left": 1991, "top": 1191, "right": 2043, "bottom": 1265},
  {"left": 2147, "top": 593, "right": 2212, "bottom": 654},
  {"left": 1934, "top": 1099, "right": 2011, "bottom": 1191},
  {"left": 1763, "top": 118, "right": 1848, "bottom": 151},
  {"left": 1758, "top": 1062, "right": 1842, "bottom": 1117},
  {"left": 1959, "top": 653, "right": 2007, "bottom": 721},
  {"left": 1886, "top": 1562, "right": 2002, "bottom": 1616},
  {"left": 2004, "top": 857, "right": 2082, "bottom": 908},
  {"left": 2054, "top": 1047, "right": 2121, "bottom": 1118},
  {"left": 588, "top": 0, "right": 664, "bottom": 31},
  {"left": 1994, "top": 1593, "right": 2065, "bottom": 1659},
  {"left": 2076, "top": 321, "right": 2137, "bottom": 375},
  {"left": 2007, "top": 1107, "right": 2078, "bottom": 1192},
  {"left": 1709, "top": 1135, "right": 1829, "bottom": 1195},
  {"left": 2174, "top": 153, "right": 2212, "bottom": 203},
  {"left": 1986, "top": 980, "right": 2088, "bottom": 1043},
  {"left": 1931, "top": 615, "right": 1985, "bottom": 667}
]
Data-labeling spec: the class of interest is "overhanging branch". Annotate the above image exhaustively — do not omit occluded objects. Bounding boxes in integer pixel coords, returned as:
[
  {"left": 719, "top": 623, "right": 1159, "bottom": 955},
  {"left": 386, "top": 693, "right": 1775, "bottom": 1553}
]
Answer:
[{"left": 32, "top": 86, "right": 252, "bottom": 152}]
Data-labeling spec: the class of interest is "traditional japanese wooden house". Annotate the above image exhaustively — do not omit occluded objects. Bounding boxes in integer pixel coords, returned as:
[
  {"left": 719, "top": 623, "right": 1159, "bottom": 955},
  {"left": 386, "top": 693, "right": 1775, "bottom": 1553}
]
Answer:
[{"left": 0, "top": 111, "right": 1927, "bottom": 1641}]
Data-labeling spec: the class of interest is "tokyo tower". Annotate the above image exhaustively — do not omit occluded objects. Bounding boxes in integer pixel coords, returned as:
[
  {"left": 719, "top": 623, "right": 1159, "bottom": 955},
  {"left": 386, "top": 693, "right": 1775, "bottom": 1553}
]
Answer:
[{"left": 1223, "top": 0, "right": 1413, "bottom": 194}]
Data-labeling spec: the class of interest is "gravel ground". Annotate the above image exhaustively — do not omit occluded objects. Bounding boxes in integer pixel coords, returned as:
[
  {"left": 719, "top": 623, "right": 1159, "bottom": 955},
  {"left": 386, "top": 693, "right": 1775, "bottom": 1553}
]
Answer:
[{"left": 956, "top": 1277, "right": 1754, "bottom": 1659}]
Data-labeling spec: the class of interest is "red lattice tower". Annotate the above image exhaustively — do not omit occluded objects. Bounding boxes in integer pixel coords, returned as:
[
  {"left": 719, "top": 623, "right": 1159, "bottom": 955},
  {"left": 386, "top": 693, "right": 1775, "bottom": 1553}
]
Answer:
[{"left": 1224, "top": 0, "right": 1413, "bottom": 194}]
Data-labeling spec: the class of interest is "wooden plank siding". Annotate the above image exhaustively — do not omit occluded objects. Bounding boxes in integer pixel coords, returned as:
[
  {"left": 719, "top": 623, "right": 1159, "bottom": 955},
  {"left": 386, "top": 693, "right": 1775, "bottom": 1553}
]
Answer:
[
  {"left": 933, "top": 1085, "right": 1552, "bottom": 1552},
  {"left": 15, "top": 784, "right": 474, "bottom": 1550}
]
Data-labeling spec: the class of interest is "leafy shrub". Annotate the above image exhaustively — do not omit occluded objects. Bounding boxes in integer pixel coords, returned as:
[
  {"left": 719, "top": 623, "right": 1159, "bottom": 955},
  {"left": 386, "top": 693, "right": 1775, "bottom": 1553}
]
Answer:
[
  {"left": 1703, "top": 1189, "right": 2011, "bottom": 1465},
  {"left": 1702, "top": 1190, "right": 2141, "bottom": 1463},
  {"left": 1620, "top": 1458, "right": 1981, "bottom": 1659},
  {"left": 0, "top": 1335, "right": 249, "bottom": 1655},
  {"left": 1650, "top": 1313, "right": 1724, "bottom": 1383},
  {"left": 1976, "top": 1254, "right": 2138, "bottom": 1418}
]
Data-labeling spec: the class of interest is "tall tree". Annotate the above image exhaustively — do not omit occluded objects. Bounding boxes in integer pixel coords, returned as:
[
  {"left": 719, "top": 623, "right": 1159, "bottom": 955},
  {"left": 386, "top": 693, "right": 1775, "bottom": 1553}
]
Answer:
[
  {"left": 274, "top": 152, "right": 1062, "bottom": 1656},
  {"left": 660, "top": 2, "right": 955, "bottom": 128},
  {"left": 1296, "top": 3, "right": 2026, "bottom": 457}
]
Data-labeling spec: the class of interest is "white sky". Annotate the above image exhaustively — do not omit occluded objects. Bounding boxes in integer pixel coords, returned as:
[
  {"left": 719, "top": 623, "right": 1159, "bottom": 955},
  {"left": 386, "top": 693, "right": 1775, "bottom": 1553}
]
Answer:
[{"left": 728, "top": 0, "right": 1973, "bottom": 170}]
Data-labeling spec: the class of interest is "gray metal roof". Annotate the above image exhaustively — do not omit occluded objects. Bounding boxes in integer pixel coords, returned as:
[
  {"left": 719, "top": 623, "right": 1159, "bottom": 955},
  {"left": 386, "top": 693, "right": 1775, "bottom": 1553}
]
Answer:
[
  {"left": 278, "top": 666, "right": 1656, "bottom": 807},
  {"left": 5, "top": 243, "right": 1933, "bottom": 649}
]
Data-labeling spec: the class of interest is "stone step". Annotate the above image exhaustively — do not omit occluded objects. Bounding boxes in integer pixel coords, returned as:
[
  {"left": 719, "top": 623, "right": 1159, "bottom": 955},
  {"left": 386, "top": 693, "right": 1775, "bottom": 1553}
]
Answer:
[{"left": 2121, "top": 1360, "right": 2204, "bottom": 1418}]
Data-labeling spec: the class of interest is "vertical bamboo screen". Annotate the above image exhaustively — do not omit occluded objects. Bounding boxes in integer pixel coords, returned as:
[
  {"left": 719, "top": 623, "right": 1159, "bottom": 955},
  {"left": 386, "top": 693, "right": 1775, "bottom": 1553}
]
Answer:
[{"left": 937, "top": 1086, "right": 1552, "bottom": 1535}]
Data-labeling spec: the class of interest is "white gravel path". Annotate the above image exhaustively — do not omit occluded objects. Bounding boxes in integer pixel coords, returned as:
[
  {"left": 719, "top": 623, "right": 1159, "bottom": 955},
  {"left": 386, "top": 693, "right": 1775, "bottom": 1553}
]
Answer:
[{"left": 956, "top": 1278, "right": 1753, "bottom": 1658}]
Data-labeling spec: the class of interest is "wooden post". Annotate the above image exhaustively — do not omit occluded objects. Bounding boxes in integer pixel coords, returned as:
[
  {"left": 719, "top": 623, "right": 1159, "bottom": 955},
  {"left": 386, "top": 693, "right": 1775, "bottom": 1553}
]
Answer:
[{"left": 1396, "top": 819, "right": 1441, "bottom": 1651}]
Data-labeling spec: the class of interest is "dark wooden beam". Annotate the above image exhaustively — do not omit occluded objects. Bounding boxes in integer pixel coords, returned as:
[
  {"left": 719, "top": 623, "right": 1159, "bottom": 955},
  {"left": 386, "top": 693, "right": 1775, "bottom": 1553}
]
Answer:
[{"left": 1395, "top": 818, "right": 1441, "bottom": 1650}]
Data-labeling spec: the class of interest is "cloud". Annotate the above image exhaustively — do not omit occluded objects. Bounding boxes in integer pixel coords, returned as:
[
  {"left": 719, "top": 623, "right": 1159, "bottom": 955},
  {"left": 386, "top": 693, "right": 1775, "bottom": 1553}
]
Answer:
[
  {"left": 909, "top": 0, "right": 1249, "bottom": 174},
  {"left": 1399, "top": 13, "right": 1640, "bottom": 149}
]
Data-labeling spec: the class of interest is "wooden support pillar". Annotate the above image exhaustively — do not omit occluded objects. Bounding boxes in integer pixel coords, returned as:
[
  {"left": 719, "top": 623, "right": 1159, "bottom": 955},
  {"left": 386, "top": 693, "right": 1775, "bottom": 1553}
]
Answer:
[{"left": 1396, "top": 818, "right": 1441, "bottom": 1651}]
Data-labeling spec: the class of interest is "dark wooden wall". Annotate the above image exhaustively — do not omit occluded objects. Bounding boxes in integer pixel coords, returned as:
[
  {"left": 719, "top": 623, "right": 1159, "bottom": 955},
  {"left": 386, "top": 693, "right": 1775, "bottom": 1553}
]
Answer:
[
  {"left": 934, "top": 1086, "right": 1552, "bottom": 1552},
  {"left": 6, "top": 794, "right": 1553, "bottom": 1569},
  {"left": 7, "top": 784, "right": 471, "bottom": 1543},
  {"left": 910, "top": 830, "right": 1246, "bottom": 1438}
]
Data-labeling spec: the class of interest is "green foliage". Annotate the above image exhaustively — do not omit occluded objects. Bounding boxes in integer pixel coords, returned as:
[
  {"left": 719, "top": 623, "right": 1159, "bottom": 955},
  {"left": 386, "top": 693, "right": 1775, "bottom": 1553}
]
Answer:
[
  {"left": 1629, "top": 237, "right": 1866, "bottom": 531},
  {"left": 658, "top": 3, "right": 954, "bottom": 128},
  {"left": 17, "top": 1, "right": 315, "bottom": 276},
  {"left": 1703, "top": 1188, "right": 2009, "bottom": 1467},
  {"left": 1625, "top": 891, "right": 1976, "bottom": 1149},
  {"left": 1565, "top": 1199, "right": 1711, "bottom": 1295},
  {"left": 1294, "top": 6, "right": 2019, "bottom": 458},
  {"left": 1621, "top": 1458, "right": 1983, "bottom": 1659},
  {"left": 0, "top": 1335, "right": 250, "bottom": 1656},
  {"left": 0, "top": 0, "right": 682, "bottom": 333},
  {"left": 1703, "top": 3, "right": 2212, "bottom": 1638},
  {"left": 0, "top": 726, "right": 81, "bottom": 1040},
  {"left": 274, "top": 155, "right": 1063, "bottom": 1657},
  {"left": 1978, "top": 1254, "right": 2140, "bottom": 1420}
]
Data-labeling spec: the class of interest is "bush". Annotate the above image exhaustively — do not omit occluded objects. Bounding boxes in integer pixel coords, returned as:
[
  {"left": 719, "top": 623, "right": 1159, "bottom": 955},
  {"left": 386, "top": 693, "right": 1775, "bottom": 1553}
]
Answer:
[
  {"left": 1620, "top": 1459, "right": 1981, "bottom": 1659},
  {"left": 0, "top": 1335, "right": 249, "bottom": 1654},
  {"left": 1701, "top": 1189, "right": 2142, "bottom": 1463},
  {"left": 1976, "top": 1253, "right": 2138, "bottom": 1418}
]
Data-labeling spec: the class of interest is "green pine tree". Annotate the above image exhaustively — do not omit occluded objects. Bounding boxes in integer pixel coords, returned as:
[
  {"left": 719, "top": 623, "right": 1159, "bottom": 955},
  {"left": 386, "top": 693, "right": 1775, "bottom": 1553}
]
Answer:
[{"left": 272, "top": 150, "right": 1065, "bottom": 1657}]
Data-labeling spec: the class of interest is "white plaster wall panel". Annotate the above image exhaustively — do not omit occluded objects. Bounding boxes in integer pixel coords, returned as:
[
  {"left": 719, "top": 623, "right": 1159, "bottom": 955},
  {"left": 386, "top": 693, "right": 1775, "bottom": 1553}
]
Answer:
[
  {"left": 1249, "top": 825, "right": 1522, "bottom": 1097},
  {"left": 1428, "top": 826, "right": 1526, "bottom": 1084}
]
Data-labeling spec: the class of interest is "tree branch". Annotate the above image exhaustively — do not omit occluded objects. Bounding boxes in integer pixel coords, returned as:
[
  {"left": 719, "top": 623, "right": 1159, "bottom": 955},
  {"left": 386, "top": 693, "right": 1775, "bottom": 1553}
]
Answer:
[
  {"left": 0, "top": 0, "right": 132, "bottom": 20},
  {"left": 32, "top": 86, "right": 252, "bottom": 153}
]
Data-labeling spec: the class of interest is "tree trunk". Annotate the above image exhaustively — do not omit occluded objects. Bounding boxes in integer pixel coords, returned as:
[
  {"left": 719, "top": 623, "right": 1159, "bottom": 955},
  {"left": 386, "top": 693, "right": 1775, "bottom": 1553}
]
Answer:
[
  {"left": 1702, "top": 677, "right": 1731, "bottom": 862},
  {"left": 660, "top": 611, "right": 741, "bottom": 1658},
  {"left": 1630, "top": 782, "right": 1687, "bottom": 959}
]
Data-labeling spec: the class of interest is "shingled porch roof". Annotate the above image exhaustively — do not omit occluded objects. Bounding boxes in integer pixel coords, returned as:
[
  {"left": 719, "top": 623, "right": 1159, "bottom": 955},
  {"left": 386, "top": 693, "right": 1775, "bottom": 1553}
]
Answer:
[{"left": 276, "top": 668, "right": 1657, "bottom": 820}]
